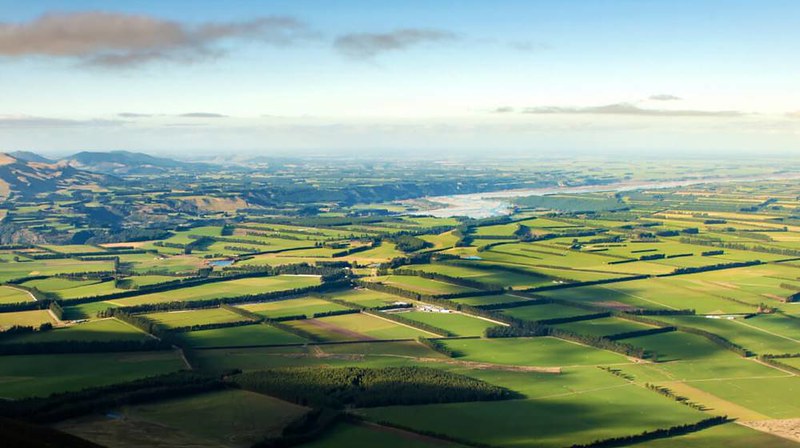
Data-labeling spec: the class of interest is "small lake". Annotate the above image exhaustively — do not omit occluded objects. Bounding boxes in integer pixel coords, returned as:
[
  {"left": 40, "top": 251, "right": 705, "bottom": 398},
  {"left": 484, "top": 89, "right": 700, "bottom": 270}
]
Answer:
[{"left": 209, "top": 259, "right": 234, "bottom": 267}]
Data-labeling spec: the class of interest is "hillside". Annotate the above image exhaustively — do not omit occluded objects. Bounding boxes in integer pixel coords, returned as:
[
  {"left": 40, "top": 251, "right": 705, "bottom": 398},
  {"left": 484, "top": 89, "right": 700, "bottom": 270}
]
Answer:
[
  {"left": 63, "top": 150, "right": 211, "bottom": 175},
  {"left": 0, "top": 153, "right": 111, "bottom": 200}
]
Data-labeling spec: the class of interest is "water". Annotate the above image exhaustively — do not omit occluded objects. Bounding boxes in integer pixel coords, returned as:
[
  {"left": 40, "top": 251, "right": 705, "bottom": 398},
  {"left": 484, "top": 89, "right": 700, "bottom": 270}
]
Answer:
[
  {"left": 209, "top": 259, "right": 234, "bottom": 267},
  {"left": 412, "top": 172, "right": 800, "bottom": 219}
]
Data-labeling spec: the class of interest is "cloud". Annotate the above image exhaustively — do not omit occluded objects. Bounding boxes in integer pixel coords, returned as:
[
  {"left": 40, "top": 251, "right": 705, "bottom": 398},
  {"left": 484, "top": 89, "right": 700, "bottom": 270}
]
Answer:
[
  {"left": 118, "top": 112, "right": 153, "bottom": 118},
  {"left": 787, "top": 111, "right": 800, "bottom": 118},
  {"left": 649, "top": 94, "right": 682, "bottom": 101},
  {"left": 0, "top": 114, "right": 124, "bottom": 128},
  {"left": 334, "top": 28, "right": 457, "bottom": 60},
  {"left": 507, "top": 41, "right": 549, "bottom": 52},
  {"left": 521, "top": 103, "right": 744, "bottom": 117},
  {"left": 0, "top": 11, "right": 312, "bottom": 67},
  {"left": 493, "top": 106, "right": 515, "bottom": 113},
  {"left": 179, "top": 112, "right": 228, "bottom": 118}
]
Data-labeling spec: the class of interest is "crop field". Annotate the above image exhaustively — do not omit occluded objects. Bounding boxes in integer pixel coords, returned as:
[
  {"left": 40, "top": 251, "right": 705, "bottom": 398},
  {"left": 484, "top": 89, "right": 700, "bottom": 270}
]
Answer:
[
  {"left": 321, "top": 288, "right": 404, "bottom": 308},
  {"left": 110, "top": 275, "right": 321, "bottom": 306},
  {"left": 176, "top": 323, "right": 308, "bottom": 348},
  {"left": 500, "top": 302, "right": 594, "bottom": 322},
  {"left": 359, "top": 383, "right": 706, "bottom": 448},
  {"left": 451, "top": 293, "right": 531, "bottom": 306},
  {"left": 237, "top": 296, "right": 352, "bottom": 319},
  {"left": 287, "top": 313, "right": 430, "bottom": 341},
  {"left": 0, "top": 351, "right": 185, "bottom": 399},
  {"left": 409, "top": 262, "right": 552, "bottom": 288},
  {"left": 0, "top": 309, "right": 56, "bottom": 330},
  {"left": 2, "top": 173, "right": 800, "bottom": 447},
  {"left": 144, "top": 308, "right": 248, "bottom": 328},
  {"left": 0, "top": 285, "right": 33, "bottom": 304},
  {"left": 0, "top": 318, "right": 149, "bottom": 344},
  {"left": 0, "top": 258, "right": 115, "bottom": 283},
  {"left": 657, "top": 315, "right": 800, "bottom": 355},
  {"left": 58, "top": 389, "right": 309, "bottom": 448},
  {"left": 363, "top": 275, "right": 478, "bottom": 295},
  {"left": 397, "top": 311, "right": 498, "bottom": 336},
  {"left": 442, "top": 337, "right": 629, "bottom": 367},
  {"left": 552, "top": 316, "right": 655, "bottom": 337}
]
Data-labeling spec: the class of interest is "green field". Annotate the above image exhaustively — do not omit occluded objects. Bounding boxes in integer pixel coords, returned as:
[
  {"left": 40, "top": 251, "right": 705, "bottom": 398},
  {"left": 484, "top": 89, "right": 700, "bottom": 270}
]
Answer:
[
  {"left": 145, "top": 308, "right": 248, "bottom": 328},
  {"left": 0, "top": 309, "right": 56, "bottom": 330},
  {"left": 287, "top": 313, "right": 430, "bottom": 341},
  {"left": 60, "top": 389, "right": 309, "bottom": 448},
  {"left": 442, "top": 337, "right": 630, "bottom": 367},
  {"left": 552, "top": 316, "right": 655, "bottom": 337},
  {"left": 111, "top": 275, "right": 321, "bottom": 306},
  {"left": 0, "top": 318, "right": 149, "bottom": 343},
  {"left": 0, "top": 285, "right": 33, "bottom": 304},
  {"left": 0, "top": 351, "right": 185, "bottom": 399},
  {"left": 176, "top": 323, "right": 308, "bottom": 348},
  {"left": 397, "top": 311, "right": 497, "bottom": 336},
  {"left": 237, "top": 296, "right": 351, "bottom": 319},
  {"left": 2, "top": 167, "right": 800, "bottom": 447},
  {"left": 363, "top": 275, "right": 478, "bottom": 296}
]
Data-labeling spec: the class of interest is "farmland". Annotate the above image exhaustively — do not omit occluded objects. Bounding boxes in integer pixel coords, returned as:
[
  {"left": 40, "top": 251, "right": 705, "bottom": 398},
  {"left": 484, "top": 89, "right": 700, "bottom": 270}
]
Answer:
[{"left": 0, "top": 160, "right": 799, "bottom": 447}]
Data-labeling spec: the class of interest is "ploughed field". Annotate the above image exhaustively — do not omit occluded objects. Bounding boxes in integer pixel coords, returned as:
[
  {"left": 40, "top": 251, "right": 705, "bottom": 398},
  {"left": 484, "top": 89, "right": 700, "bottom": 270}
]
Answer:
[{"left": 2, "top": 180, "right": 800, "bottom": 448}]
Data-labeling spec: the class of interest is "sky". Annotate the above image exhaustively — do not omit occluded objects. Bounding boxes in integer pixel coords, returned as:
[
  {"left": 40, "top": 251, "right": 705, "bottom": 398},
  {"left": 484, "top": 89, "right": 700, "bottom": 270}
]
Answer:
[{"left": 0, "top": 0, "right": 799, "bottom": 158}]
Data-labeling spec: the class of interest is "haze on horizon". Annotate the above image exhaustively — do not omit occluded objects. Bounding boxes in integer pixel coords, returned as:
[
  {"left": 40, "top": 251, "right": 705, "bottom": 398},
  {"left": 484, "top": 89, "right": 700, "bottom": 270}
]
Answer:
[{"left": 1, "top": 0, "right": 799, "bottom": 157}]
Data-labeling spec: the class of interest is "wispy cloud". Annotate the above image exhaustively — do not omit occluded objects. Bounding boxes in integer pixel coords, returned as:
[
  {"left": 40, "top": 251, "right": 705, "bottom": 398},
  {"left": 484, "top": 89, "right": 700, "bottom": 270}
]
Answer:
[
  {"left": 118, "top": 112, "right": 154, "bottom": 118},
  {"left": 334, "top": 28, "right": 457, "bottom": 60},
  {"left": 492, "top": 106, "right": 515, "bottom": 113},
  {"left": 0, "top": 114, "right": 124, "bottom": 127},
  {"left": 0, "top": 12, "right": 312, "bottom": 67},
  {"left": 521, "top": 103, "right": 744, "bottom": 117},
  {"left": 179, "top": 112, "right": 228, "bottom": 118},
  {"left": 787, "top": 111, "right": 800, "bottom": 118},
  {"left": 507, "top": 41, "right": 549, "bottom": 52},
  {"left": 648, "top": 94, "right": 682, "bottom": 101}
]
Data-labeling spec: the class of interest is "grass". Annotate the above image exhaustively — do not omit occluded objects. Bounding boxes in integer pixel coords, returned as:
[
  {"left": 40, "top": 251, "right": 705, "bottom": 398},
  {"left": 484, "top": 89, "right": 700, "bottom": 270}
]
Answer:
[
  {"left": 552, "top": 316, "right": 655, "bottom": 338},
  {"left": 0, "top": 259, "right": 115, "bottom": 283},
  {"left": 62, "top": 301, "right": 117, "bottom": 320},
  {"left": 442, "top": 337, "right": 630, "bottom": 367},
  {"left": 410, "top": 262, "right": 553, "bottom": 289},
  {"left": 0, "top": 285, "right": 33, "bottom": 304},
  {"left": 688, "top": 376, "right": 800, "bottom": 419},
  {"left": 144, "top": 308, "right": 247, "bottom": 328},
  {"left": 641, "top": 423, "right": 800, "bottom": 448},
  {"left": 176, "top": 323, "right": 307, "bottom": 348},
  {"left": 0, "top": 309, "right": 55, "bottom": 330},
  {"left": 111, "top": 275, "right": 320, "bottom": 306},
  {"left": 623, "top": 331, "right": 735, "bottom": 362},
  {"left": 301, "top": 422, "right": 454, "bottom": 448},
  {"left": 321, "top": 289, "right": 403, "bottom": 308},
  {"left": 364, "top": 275, "right": 477, "bottom": 296},
  {"left": 237, "top": 296, "right": 351, "bottom": 319},
  {"left": 0, "top": 318, "right": 149, "bottom": 343},
  {"left": 359, "top": 382, "right": 705, "bottom": 448},
  {"left": 537, "top": 279, "right": 758, "bottom": 314},
  {"left": 396, "top": 311, "right": 497, "bottom": 336},
  {"left": 58, "top": 389, "right": 309, "bottom": 448},
  {"left": 0, "top": 351, "right": 185, "bottom": 399},
  {"left": 500, "top": 302, "right": 596, "bottom": 322},
  {"left": 452, "top": 293, "right": 530, "bottom": 306},
  {"left": 657, "top": 315, "right": 800, "bottom": 355},
  {"left": 287, "top": 313, "right": 429, "bottom": 341}
]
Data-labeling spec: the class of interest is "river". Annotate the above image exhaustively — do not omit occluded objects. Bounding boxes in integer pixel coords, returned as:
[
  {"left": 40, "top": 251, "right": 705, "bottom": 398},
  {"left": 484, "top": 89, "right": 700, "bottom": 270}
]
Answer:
[{"left": 410, "top": 172, "right": 800, "bottom": 219}]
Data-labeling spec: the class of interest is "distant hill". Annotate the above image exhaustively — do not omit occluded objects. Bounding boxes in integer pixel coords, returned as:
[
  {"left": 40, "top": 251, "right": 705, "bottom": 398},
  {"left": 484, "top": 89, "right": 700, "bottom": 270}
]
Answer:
[
  {"left": 0, "top": 153, "right": 112, "bottom": 200},
  {"left": 62, "top": 150, "right": 212, "bottom": 175},
  {"left": 8, "top": 151, "right": 54, "bottom": 164}
]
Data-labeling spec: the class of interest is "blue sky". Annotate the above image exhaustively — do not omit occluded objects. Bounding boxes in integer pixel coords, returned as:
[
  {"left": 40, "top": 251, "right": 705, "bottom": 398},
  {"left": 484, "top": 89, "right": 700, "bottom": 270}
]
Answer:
[{"left": 0, "top": 0, "right": 798, "bottom": 157}]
